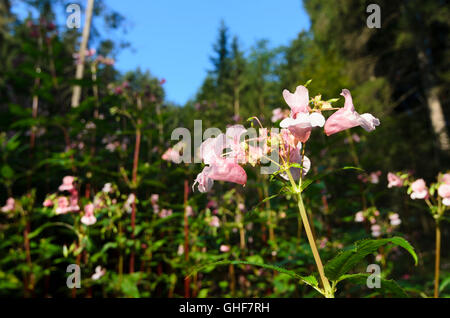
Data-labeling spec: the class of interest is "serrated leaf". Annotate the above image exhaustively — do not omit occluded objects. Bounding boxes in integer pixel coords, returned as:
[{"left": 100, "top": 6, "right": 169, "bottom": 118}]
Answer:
[
  {"left": 325, "top": 237, "right": 417, "bottom": 281},
  {"left": 336, "top": 273, "right": 409, "bottom": 298}
]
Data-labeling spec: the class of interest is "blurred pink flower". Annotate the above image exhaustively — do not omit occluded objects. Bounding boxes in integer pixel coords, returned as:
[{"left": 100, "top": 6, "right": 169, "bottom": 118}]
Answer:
[
  {"left": 220, "top": 245, "right": 230, "bottom": 252},
  {"left": 81, "top": 203, "right": 97, "bottom": 226},
  {"left": 185, "top": 205, "right": 193, "bottom": 216},
  {"left": 238, "top": 203, "right": 245, "bottom": 212},
  {"left": 387, "top": 172, "right": 403, "bottom": 188},
  {"left": 271, "top": 108, "right": 289, "bottom": 123},
  {"left": 354, "top": 211, "right": 364, "bottom": 222},
  {"left": 371, "top": 224, "right": 381, "bottom": 237},
  {"left": 324, "top": 89, "right": 380, "bottom": 136},
  {"left": 410, "top": 179, "right": 428, "bottom": 199},
  {"left": 159, "top": 209, "right": 172, "bottom": 218},
  {"left": 177, "top": 244, "right": 184, "bottom": 255},
  {"left": 102, "top": 183, "right": 112, "bottom": 193},
  {"left": 55, "top": 196, "right": 70, "bottom": 214},
  {"left": 162, "top": 147, "right": 181, "bottom": 163},
  {"left": 43, "top": 199, "right": 53, "bottom": 207},
  {"left": 1, "top": 198, "right": 15, "bottom": 213},
  {"left": 58, "top": 176, "right": 75, "bottom": 192},
  {"left": 369, "top": 171, "right": 381, "bottom": 184},
  {"left": 438, "top": 183, "right": 450, "bottom": 206},
  {"left": 209, "top": 215, "right": 220, "bottom": 227},
  {"left": 442, "top": 173, "right": 450, "bottom": 185},
  {"left": 151, "top": 194, "right": 159, "bottom": 206},
  {"left": 389, "top": 213, "right": 401, "bottom": 226},
  {"left": 91, "top": 266, "right": 106, "bottom": 280}
]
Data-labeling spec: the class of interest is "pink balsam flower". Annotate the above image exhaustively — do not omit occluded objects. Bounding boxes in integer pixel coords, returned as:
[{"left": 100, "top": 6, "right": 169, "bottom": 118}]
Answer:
[
  {"left": 58, "top": 176, "right": 75, "bottom": 191},
  {"left": 280, "top": 85, "right": 325, "bottom": 143},
  {"left": 438, "top": 183, "right": 450, "bottom": 206},
  {"left": 220, "top": 245, "right": 230, "bottom": 252},
  {"left": 91, "top": 266, "right": 106, "bottom": 280},
  {"left": 55, "top": 196, "right": 70, "bottom": 214},
  {"left": 387, "top": 172, "right": 403, "bottom": 188},
  {"left": 81, "top": 203, "right": 97, "bottom": 226},
  {"left": 324, "top": 89, "right": 380, "bottom": 136},
  {"left": 1, "top": 198, "right": 15, "bottom": 213},
  {"left": 354, "top": 211, "right": 364, "bottom": 222},
  {"left": 410, "top": 179, "right": 428, "bottom": 199}
]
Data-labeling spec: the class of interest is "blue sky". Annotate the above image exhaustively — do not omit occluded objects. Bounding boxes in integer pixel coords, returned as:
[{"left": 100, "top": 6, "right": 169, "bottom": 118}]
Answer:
[{"left": 13, "top": 0, "right": 310, "bottom": 105}]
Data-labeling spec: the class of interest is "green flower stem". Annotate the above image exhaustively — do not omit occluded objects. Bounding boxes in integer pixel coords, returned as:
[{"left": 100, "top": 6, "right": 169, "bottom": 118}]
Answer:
[
  {"left": 285, "top": 169, "right": 333, "bottom": 298},
  {"left": 434, "top": 221, "right": 440, "bottom": 298}
]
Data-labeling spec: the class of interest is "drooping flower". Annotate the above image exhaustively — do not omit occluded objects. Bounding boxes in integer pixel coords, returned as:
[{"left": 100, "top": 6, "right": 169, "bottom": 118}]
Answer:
[
  {"left": 389, "top": 213, "right": 401, "bottom": 226},
  {"left": 371, "top": 224, "right": 381, "bottom": 237},
  {"left": 442, "top": 173, "right": 450, "bottom": 185},
  {"left": 220, "top": 245, "right": 230, "bottom": 252},
  {"left": 279, "top": 86, "right": 325, "bottom": 142},
  {"left": 438, "top": 183, "right": 450, "bottom": 206},
  {"left": 150, "top": 194, "right": 159, "bottom": 206},
  {"left": 102, "top": 183, "right": 112, "bottom": 193},
  {"left": 58, "top": 176, "right": 75, "bottom": 192},
  {"left": 159, "top": 209, "right": 173, "bottom": 218},
  {"left": 185, "top": 205, "right": 193, "bottom": 216},
  {"left": 81, "top": 203, "right": 97, "bottom": 226},
  {"left": 324, "top": 89, "right": 380, "bottom": 136},
  {"left": 271, "top": 108, "right": 289, "bottom": 123},
  {"left": 209, "top": 215, "right": 220, "bottom": 227},
  {"left": 91, "top": 266, "right": 106, "bottom": 280},
  {"left": 354, "top": 211, "right": 365, "bottom": 222},
  {"left": 1, "top": 198, "right": 15, "bottom": 213},
  {"left": 124, "top": 193, "right": 136, "bottom": 213},
  {"left": 55, "top": 196, "right": 70, "bottom": 214},
  {"left": 387, "top": 172, "right": 403, "bottom": 188},
  {"left": 278, "top": 129, "right": 311, "bottom": 181},
  {"left": 177, "top": 244, "right": 184, "bottom": 255},
  {"left": 410, "top": 179, "right": 428, "bottom": 199},
  {"left": 369, "top": 171, "right": 382, "bottom": 184},
  {"left": 43, "top": 199, "right": 53, "bottom": 207},
  {"left": 193, "top": 128, "right": 248, "bottom": 192}
]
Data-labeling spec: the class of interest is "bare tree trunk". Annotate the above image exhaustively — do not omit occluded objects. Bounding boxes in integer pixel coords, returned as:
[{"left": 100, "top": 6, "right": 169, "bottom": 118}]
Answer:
[
  {"left": 71, "top": 0, "right": 95, "bottom": 108},
  {"left": 417, "top": 49, "right": 450, "bottom": 151}
]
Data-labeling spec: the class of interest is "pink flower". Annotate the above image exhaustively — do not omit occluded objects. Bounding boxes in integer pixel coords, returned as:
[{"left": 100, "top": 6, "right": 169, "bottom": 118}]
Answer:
[
  {"left": 177, "top": 244, "right": 184, "bottom": 255},
  {"left": 369, "top": 171, "right": 381, "bottom": 184},
  {"left": 185, "top": 205, "right": 193, "bottom": 216},
  {"left": 194, "top": 129, "right": 248, "bottom": 192},
  {"left": 280, "top": 86, "right": 325, "bottom": 142},
  {"left": 389, "top": 213, "right": 401, "bottom": 226},
  {"left": 220, "top": 245, "right": 230, "bottom": 252},
  {"left": 159, "top": 209, "right": 173, "bottom": 218},
  {"left": 55, "top": 196, "right": 70, "bottom": 214},
  {"left": 271, "top": 108, "right": 289, "bottom": 123},
  {"left": 151, "top": 194, "right": 159, "bottom": 206},
  {"left": 91, "top": 266, "right": 106, "bottom": 280},
  {"left": 238, "top": 203, "right": 245, "bottom": 212},
  {"left": 410, "top": 179, "right": 428, "bottom": 199},
  {"left": 58, "top": 176, "right": 75, "bottom": 192},
  {"left": 354, "top": 211, "right": 365, "bottom": 222},
  {"left": 442, "top": 173, "right": 450, "bottom": 185},
  {"left": 102, "top": 183, "right": 112, "bottom": 193},
  {"left": 81, "top": 203, "right": 97, "bottom": 226},
  {"left": 162, "top": 147, "right": 181, "bottom": 163},
  {"left": 43, "top": 199, "right": 53, "bottom": 207},
  {"left": 371, "top": 224, "right": 381, "bottom": 237},
  {"left": 209, "top": 215, "right": 220, "bottom": 227},
  {"left": 438, "top": 183, "right": 450, "bottom": 206},
  {"left": 278, "top": 129, "right": 311, "bottom": 181},
  {"left": 1, "top": 198, "right": 15, "bottom": 213},
  {"left": 387, "top": 172, "right": 403, "bottom": 188},
  {"left": 324, "top": 89, "right": 380, "bottom": 136},
  {"left": 68, "top": 189, "right": 80, "bottom": 212}
]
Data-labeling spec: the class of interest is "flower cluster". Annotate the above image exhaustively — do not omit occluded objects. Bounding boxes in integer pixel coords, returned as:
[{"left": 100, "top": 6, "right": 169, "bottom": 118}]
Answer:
[{"left": 193, "top": 85, "right": 380, "bottom": 192}]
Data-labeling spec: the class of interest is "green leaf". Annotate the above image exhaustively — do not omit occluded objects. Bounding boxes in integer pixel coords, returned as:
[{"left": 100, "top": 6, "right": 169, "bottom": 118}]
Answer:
[
  {"left": 440, "top": 276, "right": 450, "bottom": 292},
  {"left": 336, "top": 273, "right": 409, "bottom": 298},
  {"left": 324, "top": 237, "right": 417, "bottom": 281},
  {"left": 301, "top": 166, "right": 364, "bottom": 192},
  {"left": 1, "top": 165, "right": 14, "bottom": 179}
]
